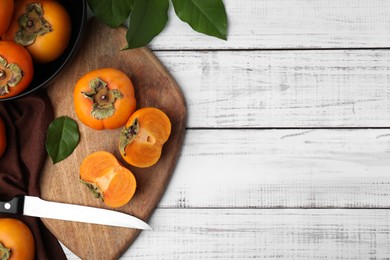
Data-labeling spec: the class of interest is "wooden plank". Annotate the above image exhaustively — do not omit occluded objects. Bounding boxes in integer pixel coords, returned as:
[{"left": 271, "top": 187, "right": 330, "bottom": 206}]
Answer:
[
  {"left": 150, "top": 0, "right": 390, "bottom": 50},
  {"left": 64, "top": 209, "right": 390, "bottom": 259},
  {"left": 155, "top": 49, "right": 390, "bottom": 127},
  {"left": 157, "top": 129, "right": 390, "bottom": 208},
  {"left": 40, "top": 19, "right": 187, "bottom": 260}
]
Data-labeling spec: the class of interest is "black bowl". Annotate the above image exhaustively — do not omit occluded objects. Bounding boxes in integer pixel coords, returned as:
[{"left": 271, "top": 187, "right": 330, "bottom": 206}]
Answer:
[{"left": 0, "top": 0, "right": 87, "bottom": 102}]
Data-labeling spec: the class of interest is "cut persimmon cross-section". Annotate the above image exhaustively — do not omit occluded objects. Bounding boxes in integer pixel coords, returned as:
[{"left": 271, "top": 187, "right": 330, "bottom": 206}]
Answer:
[
  {"left": 119, "top": 107, "right": 171, "bottom": 168},
  {"left": 80, "top": 151, "right": 136, "bottom": 208}
]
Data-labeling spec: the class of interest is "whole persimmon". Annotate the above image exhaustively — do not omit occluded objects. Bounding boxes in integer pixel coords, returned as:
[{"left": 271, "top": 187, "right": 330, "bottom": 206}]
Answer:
[
  {"left": 0, "top": 0, "right": 14, "bottom": 35},
  {"left": 0, "top": 218, "right": 35, "bottom": 260},
  {"left": 0, "top": 116, "right": 6, "bottom": 157},
  {"left": 3, "top": 0, "right": 71, "bottom": 63},
  {"left": 0, "top": 40, "right": 33, "bottom": 99},
  {"left": 119, "top": 107, "right": 171, "bottom": 168},
  {"left": 74, "top": 68, "right": 136, "bottom": 130},
  {"left": 80, "top": 151, "right": 137, "bottom": 208}
]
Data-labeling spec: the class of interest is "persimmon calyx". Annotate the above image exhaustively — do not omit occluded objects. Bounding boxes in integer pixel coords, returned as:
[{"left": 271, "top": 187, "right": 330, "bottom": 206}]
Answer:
[
  {"left": 82, "top": 78, "right": 123, "bottom": 120},
  {"left": 15, "top": 3, "right": 53, "bottom": 46},
  {"left": 0, "top": 242, "right": 11, "bottom": 260},
  {"left": 119, "top": 118, "right": 139, "bottom": 156},
  {"left": 80, "top": 180, "right": 104, "bottom": 201},
  {"left": 0, "top": 56, "right": 23, "bottom": 96}
]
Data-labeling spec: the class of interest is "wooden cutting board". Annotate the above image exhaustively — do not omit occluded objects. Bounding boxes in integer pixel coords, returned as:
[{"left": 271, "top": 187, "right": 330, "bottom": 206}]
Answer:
[{"left": 39, "top": 19, "right": 186, "bottom": 259}]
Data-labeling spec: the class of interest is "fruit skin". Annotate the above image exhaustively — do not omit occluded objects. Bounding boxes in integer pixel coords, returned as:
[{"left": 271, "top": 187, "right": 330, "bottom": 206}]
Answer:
[
  {"left": 0, "top": 218, "right": 35, "bottom": 260},
  {"left": 0, "top": 0, "right": 14, "bottom": 35},
  {"left": 80, "top": 151, "right": 137, "bottom": 208},
  {"left": 0, "top": 116, "right": 6, "bottom": 157},
  {"left": 0, "top": 40, "right": 33, "bottom": 99},
  {"left": 3, "top": 0, "right": 71, "bottom": 63},
  {"left": 119, "top": 107, "right": 171, "bottom": 168},
  {"left": 74, "top": 68, "right": 136, "bottom": 130}
]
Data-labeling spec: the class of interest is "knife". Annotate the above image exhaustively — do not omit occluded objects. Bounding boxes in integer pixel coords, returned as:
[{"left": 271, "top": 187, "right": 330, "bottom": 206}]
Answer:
[{"left": 0, "top": 196, "right": 153, "bottom": 230}]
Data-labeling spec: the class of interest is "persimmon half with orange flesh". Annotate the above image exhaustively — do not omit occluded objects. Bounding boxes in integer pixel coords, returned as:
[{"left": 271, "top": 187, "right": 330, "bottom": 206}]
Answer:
[
  {"left": 119, "top": 107, "right": 171, "bottom": 168},
  {"left": 80, "top": 151, "right": 137, "bottom": 208}
]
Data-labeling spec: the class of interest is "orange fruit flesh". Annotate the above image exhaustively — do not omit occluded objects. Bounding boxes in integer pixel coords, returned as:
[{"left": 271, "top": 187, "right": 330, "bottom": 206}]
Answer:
[
  {"left": 121, "top": 107, "right": 171, "bottom": 168},
  {"left": 103, "top": 168, "right": 137, "bottom": 208},
  {"left": 80, "top": 151, "right": 137, "bottom": 208}
]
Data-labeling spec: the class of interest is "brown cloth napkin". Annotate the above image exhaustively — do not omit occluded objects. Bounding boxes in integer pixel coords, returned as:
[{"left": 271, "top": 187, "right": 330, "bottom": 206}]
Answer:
[{"left": 0, "top": 92, "right": 66, "bottom": 260}]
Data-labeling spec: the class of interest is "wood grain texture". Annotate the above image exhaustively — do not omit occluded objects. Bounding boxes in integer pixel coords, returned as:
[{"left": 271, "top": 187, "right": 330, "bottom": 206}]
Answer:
[
  {"left": 55, "top": 1, "right": 390, "bottom": 259},
  {"left": 39, "top": 19, "right": 186, "bottom": 260},
  {"left": 149, "top": 0, "right": 390, "bottom": 50},
  {"left": 64, "top": 209, "right": 390, "bottom": 259},
  {"left": 157, "top": 129, "right": 390, "bottom": 208},
  {"left": 154, "top": 49, "right": 390, "bottom": 127}
]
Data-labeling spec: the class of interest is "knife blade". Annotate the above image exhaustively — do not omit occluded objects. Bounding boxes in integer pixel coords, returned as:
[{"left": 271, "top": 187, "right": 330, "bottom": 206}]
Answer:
[{"left": 0, "top": 196, "right": 152, "bottom": 230}]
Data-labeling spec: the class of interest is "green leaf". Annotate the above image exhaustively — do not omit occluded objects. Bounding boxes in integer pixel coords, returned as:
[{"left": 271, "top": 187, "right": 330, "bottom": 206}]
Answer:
[
  {"left": 172, "top": 0, "right": 228, "bottom": 40},
  {"left": 87, "top": 0, "right": 134, "bottom": 28},
  {"left": 124, "top": 0, "right": 169, "bottom": 49},
  {"left": 46, "top": 116, "right": 80, "bottom": 164}
]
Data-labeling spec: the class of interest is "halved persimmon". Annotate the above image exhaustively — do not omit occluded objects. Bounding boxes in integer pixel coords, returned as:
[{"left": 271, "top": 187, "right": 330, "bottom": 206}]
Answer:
[
  {"left": 80, "top": 151, "right": 137, "bottom": 208},
  {"left": 119, "top": 107, "right": 171, "bottom": 168},
  {"left": 74, "top": 68, "right": 136, "bottom": 130}
]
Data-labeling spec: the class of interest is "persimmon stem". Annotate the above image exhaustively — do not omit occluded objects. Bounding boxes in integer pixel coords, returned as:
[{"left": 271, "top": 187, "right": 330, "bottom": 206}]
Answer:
[
  {"left": 0, "top": 70, "right": 5, "bottom": 80},
  {"left": 80, "top": 179, "right": 104, "bottom": 201},
  {"left": 0, "top": 55, "right": 24, "bottom": 96},
  {"left": 15, "top": 3, "right": 52, "bottom": 46},
  {"left": 119, "top": 118, "right": 139, "bottom": 156},
  {"left": 26, "top": 19, "right": 34, "bottom": 28},
  {"left": 82, "top": 77, "right": 123, "bottom": 119},
  {"left": 0, "top": 242, "right": 11, "bottom": 260}
]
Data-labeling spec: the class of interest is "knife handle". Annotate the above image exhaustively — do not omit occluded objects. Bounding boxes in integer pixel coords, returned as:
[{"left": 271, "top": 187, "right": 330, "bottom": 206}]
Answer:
[{"left": 0, "top": 196, "right": 24, "bottom": 214}]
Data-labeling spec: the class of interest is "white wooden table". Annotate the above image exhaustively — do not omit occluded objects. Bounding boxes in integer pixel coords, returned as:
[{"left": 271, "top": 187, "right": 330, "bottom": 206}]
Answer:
[{"left": 64, "top": 0, "right": 390, "bottom": 259}]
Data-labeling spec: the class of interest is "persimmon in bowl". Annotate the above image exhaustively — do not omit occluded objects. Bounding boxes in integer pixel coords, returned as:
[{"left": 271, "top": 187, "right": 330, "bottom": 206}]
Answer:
[{"left": 0, "top": 0, "right": 87, "bottom": 101}]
